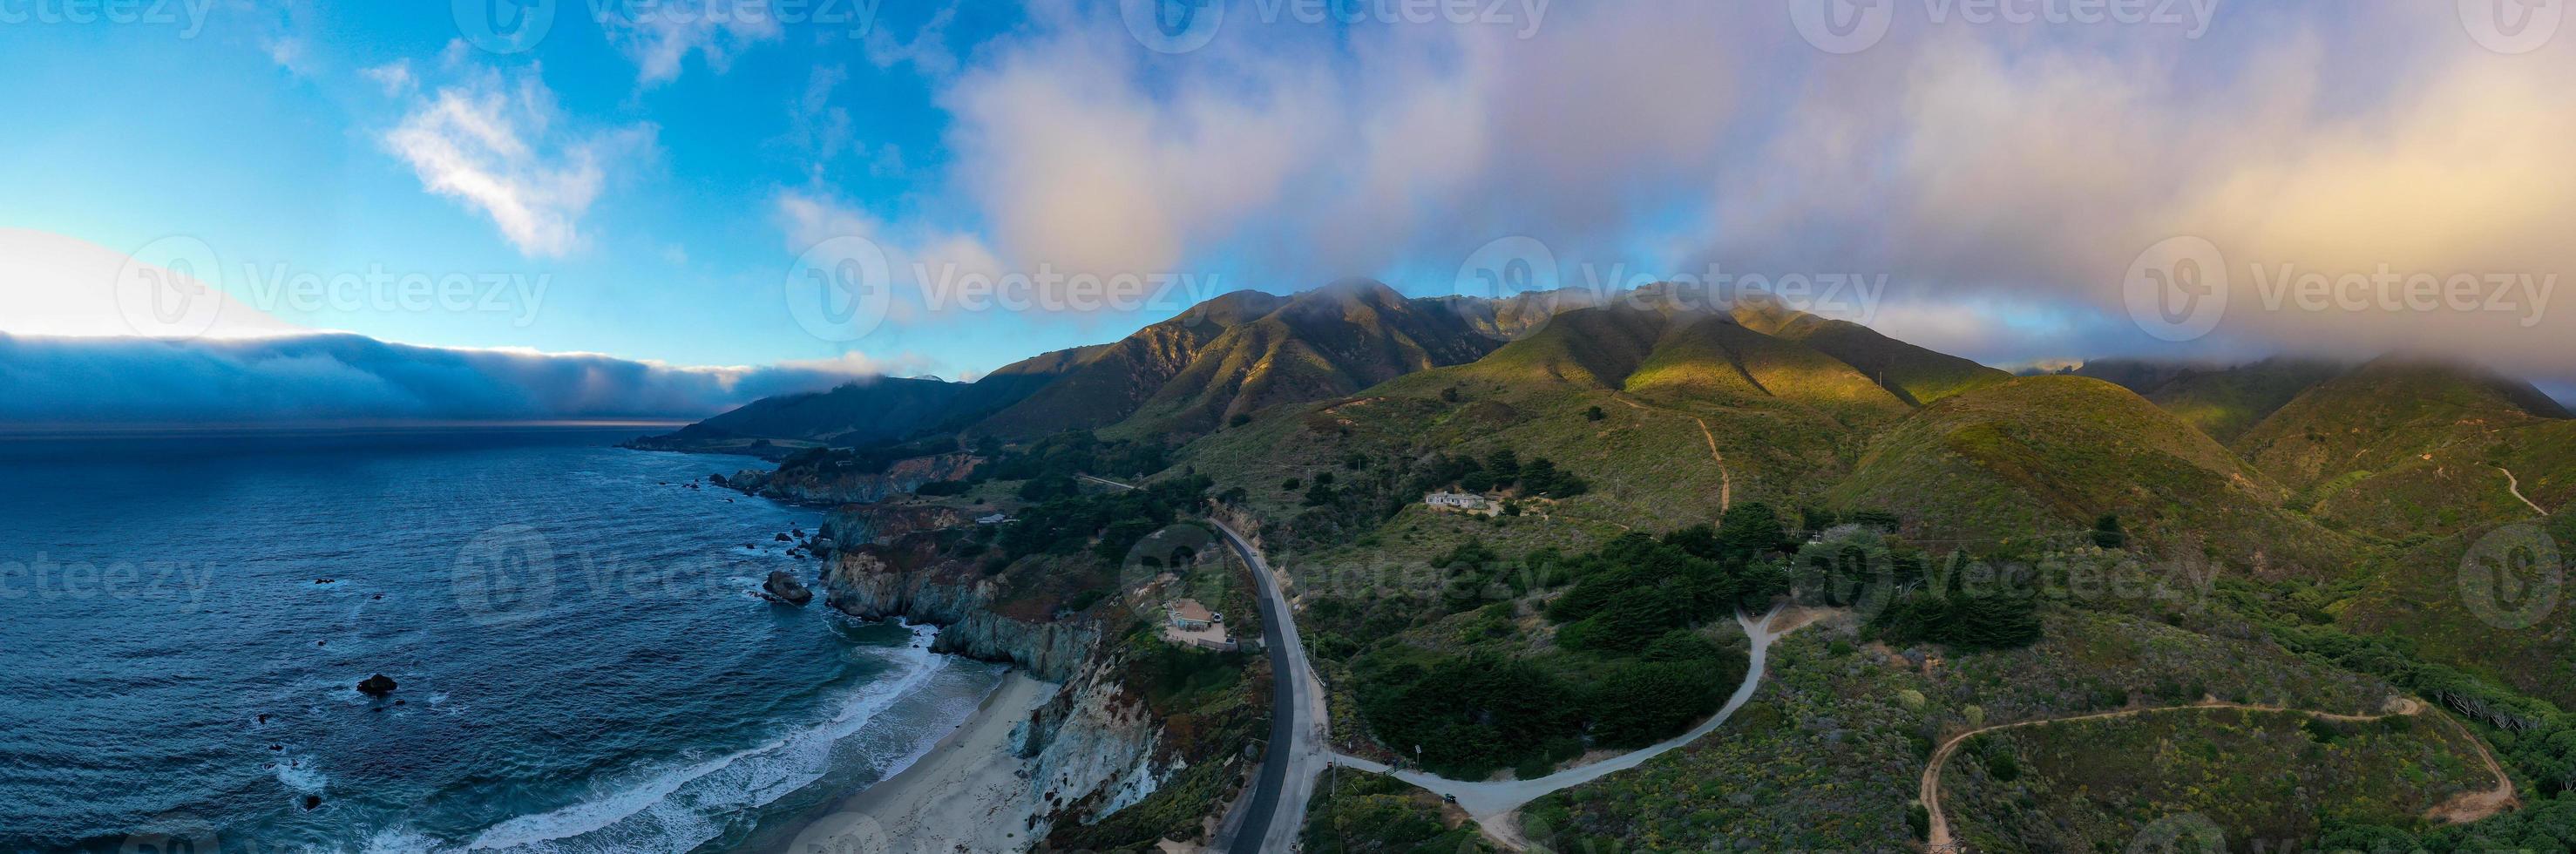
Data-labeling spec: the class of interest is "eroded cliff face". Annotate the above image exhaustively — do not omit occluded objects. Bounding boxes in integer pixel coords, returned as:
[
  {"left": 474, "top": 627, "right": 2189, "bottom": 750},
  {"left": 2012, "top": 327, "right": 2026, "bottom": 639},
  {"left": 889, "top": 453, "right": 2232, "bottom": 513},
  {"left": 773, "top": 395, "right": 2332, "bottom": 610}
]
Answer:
[
  {"left": 1016, "top": 651, "right": 1176, "bottom": 836},
  {"left": 817, "top": 533, "right": 1183, "bottom": 849},
  {"left": 817, "top": 503, "right": 969, "bottom": 548},
  {"left": 729, "top": 452, "right": 980, "bottom": 505}
]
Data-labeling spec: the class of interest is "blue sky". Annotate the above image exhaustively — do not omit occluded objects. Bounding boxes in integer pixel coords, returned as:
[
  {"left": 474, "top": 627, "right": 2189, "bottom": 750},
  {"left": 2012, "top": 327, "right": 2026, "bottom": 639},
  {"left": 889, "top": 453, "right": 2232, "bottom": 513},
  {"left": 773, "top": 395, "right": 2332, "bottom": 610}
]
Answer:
[
  {"left": 3, "top": 0, "right": 2573, "bottom": 416},
  {"left": 1, "top": 1, "right": 1045, "bottom": 375}
]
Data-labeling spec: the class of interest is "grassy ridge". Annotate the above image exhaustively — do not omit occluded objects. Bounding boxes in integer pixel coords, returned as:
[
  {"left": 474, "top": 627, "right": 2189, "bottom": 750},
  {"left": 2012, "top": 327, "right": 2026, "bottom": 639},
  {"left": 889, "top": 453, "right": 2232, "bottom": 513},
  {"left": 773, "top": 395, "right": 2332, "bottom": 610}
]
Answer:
[
  {"left": 1945, "top": 707, "right": 2493, "bottom": 853},
  {"left": 1828, "top": 376, "right": 2356, "bottom": 575}
]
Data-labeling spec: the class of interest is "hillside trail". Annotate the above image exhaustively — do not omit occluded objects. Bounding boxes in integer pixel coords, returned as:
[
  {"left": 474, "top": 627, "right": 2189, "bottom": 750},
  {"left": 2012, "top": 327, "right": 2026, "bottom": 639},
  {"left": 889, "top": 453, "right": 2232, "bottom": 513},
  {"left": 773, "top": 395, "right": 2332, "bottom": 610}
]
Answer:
[
  {"left": 2498, "top": 465, "right": 2551, "bottom": 517},
  {"left": 1920, "top": 696, "right": 2517, "bottom": 849},
  {"left": 1331, "top": 607, "right": 1815, "bottom": 848},
  {"left": 1610, "top": 395, "right": 1732, "bottom": 511}
]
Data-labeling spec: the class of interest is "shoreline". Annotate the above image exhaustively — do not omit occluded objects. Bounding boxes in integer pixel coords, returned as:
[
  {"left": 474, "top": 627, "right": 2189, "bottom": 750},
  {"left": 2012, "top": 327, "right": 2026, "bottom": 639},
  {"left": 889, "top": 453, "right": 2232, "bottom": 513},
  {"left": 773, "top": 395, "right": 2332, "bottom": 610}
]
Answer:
[{"left": 762, "top": 670, "right": 1060, "bottom": 854}]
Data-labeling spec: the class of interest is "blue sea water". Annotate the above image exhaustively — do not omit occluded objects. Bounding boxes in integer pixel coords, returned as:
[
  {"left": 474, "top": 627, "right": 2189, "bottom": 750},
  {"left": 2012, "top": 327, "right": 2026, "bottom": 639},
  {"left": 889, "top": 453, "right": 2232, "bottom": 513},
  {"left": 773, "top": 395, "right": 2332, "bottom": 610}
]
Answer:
[{"left": 0, "top": 426, "right": 1003, "bottom": 853}]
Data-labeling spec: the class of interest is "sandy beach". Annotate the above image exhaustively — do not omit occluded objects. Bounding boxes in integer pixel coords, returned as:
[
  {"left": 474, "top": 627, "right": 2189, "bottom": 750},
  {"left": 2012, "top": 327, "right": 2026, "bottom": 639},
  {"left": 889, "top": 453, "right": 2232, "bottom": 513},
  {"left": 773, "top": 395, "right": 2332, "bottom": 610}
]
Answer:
[{"left": 769, "top": 671, "right": 1060, "bottom": 854}]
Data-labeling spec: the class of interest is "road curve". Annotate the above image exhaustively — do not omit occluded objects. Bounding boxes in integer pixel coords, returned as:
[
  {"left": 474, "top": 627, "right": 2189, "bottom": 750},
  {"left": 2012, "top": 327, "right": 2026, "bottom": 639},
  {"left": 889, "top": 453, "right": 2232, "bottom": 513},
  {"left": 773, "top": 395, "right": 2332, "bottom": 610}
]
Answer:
[{"left": 1211, "top": 518, "right": 1330, "bottom": 854}]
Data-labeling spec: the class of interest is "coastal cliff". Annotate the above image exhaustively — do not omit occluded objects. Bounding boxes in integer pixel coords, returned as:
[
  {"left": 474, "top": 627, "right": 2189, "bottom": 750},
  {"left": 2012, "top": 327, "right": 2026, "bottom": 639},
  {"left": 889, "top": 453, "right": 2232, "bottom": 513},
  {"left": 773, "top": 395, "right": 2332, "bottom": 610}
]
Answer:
[
  {"left": 818, "top": 535, "right": 1100, "bottom": 681},
  {"left": 729, "top": 452, "right": 980, "bottom": 505},
  {"left": 814, "top": 531, "right": 1197, "bottom": 846},
  {"left": 816, "top": 503, "right": 970, "bottom": 548}
]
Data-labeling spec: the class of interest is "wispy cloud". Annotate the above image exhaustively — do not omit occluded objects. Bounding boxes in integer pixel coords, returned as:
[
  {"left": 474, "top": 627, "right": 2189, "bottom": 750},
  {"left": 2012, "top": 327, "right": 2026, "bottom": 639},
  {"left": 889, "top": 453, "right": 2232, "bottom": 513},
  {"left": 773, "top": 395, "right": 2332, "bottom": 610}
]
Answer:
[
  {"left": 382, "top": 70, "right": 657, "bottom": 258},
  {"left": 601, "top": 0, "right": 785, "bottom": 86}
]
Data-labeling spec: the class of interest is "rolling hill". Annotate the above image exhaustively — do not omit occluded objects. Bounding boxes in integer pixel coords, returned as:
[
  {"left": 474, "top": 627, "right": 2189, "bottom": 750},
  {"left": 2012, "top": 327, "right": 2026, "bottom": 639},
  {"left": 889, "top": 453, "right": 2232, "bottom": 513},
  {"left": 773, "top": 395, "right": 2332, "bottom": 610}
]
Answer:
[
  {"left": 2230, "top": 358, "right": 2570, "bottom": 538},
  {"left": 1108, "top": 280, "right": 1507, "bottom": 437},
  {"left": 1827, "top": 375, "right": 2356, "bottom": 574},
  {"left": 1729, "top": 296, "right": 2010, "bottom": 405},
  {"left": 2074, "top": 357, "right": 2346, "bottom": 444}
]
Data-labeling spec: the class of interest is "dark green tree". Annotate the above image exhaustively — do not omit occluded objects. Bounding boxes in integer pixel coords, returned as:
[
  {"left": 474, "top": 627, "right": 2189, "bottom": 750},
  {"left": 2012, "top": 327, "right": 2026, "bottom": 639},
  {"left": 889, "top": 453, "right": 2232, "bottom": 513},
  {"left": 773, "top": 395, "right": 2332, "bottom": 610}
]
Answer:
[{"left": 2091, "top": 514, "right": 2128, "bottom": 549}]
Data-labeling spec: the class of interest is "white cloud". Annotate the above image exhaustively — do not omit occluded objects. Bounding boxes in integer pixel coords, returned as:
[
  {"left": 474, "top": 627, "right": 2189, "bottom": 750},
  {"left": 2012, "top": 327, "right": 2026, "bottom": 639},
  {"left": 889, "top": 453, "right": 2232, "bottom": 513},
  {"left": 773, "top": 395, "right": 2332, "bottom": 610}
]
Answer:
[
  {"left": 909, "top": 1, "right": 2576, "bottom": 383},
  {"left": 382, "top": 70, "right": 657, "bottom": 258},
  {"left": 360, "top": 60, "right": 415, "bottom": 96},
  {"left": 601, "top": 0, "right": 785, "bottom": 86},
  {"left": 263, "top": 36, "right": 312, "bottom": 76}
]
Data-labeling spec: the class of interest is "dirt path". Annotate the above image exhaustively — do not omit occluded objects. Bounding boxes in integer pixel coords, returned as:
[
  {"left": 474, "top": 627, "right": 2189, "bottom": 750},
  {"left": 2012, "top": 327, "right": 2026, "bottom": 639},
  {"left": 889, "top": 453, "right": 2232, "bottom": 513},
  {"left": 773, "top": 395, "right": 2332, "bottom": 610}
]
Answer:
[
  {"left": 2498, "top": 465, "right": 2551, "bottom": 517},
  {"left": 1919, "top": 697, "right": 2514, "bottom": 849},
  {"left": 2423, "top": 705, "right": 2522, "bottom": 824},
  {"left": 1333, "top": 607, "right": 1810, "bottom": 846},
  {"left": 1611, "top": 396, "right": 1731, "bottom": 511}
]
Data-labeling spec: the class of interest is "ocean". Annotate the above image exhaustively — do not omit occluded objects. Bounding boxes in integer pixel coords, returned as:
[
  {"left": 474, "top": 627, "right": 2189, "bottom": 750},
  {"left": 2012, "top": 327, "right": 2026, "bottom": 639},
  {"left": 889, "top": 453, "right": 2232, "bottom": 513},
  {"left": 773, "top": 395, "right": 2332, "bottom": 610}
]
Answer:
[{"left": 0, "top": 425, "right": 1002, "bottom": 853}]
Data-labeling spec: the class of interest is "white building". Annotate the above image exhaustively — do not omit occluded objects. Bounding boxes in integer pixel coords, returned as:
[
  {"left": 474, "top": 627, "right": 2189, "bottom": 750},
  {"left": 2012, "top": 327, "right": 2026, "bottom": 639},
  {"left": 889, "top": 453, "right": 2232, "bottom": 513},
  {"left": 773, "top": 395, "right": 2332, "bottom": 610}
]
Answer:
[{"left": 1424, "top": 491, "right": 1493, "bottom": 512}]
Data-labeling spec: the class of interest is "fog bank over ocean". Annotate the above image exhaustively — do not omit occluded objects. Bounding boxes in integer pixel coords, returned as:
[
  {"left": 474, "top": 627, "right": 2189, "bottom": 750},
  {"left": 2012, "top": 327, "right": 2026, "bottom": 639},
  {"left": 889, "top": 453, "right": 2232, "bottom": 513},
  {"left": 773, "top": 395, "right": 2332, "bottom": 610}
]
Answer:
[{"left": 0, "top": 332, "right": 912, "bottom": 424}]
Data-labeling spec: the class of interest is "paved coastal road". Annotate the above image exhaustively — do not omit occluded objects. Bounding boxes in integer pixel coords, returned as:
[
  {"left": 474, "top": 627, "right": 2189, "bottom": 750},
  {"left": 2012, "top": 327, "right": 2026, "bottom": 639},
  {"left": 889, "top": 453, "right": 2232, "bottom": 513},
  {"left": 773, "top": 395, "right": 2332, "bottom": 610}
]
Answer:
[{"left": 1211, "top": 518, "right": 1330, "bottom": 854}]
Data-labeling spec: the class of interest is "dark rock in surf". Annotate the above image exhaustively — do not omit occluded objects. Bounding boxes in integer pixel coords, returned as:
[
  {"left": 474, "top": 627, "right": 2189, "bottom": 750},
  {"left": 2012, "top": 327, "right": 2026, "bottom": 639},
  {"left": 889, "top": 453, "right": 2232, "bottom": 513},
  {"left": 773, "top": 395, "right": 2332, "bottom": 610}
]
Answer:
[{"left": 762, "top": 571, "right": 815, "bottom": 607}]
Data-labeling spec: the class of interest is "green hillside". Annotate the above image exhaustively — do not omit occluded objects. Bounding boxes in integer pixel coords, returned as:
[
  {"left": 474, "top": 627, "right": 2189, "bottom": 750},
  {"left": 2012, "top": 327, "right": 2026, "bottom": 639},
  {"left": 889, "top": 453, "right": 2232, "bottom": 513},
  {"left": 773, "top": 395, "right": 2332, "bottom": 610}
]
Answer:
[
  {"left": 1828, "top": 375, "right": 2355, "bottom": 574},
  {"left": 2233, "top": 358, "right": 2570, "bottom": 539},
  {"left": 1730, "top": 296, "right": 2010, "bottom": 405},
  {"left": 1109, "top": 281, "right": 1504, "bottom": 438},
  {"left": 972, "top": 289, "right": 1288, "bottom": 438},
  {"left": 1177, "top": 304, "right": 1921, "bottom": 538},
  {"left": 626, "top": 371, "right": 1054, "bottom": 455},
  {"left": 2075, "top": 357, "right": 2346, "bottom": 444}
]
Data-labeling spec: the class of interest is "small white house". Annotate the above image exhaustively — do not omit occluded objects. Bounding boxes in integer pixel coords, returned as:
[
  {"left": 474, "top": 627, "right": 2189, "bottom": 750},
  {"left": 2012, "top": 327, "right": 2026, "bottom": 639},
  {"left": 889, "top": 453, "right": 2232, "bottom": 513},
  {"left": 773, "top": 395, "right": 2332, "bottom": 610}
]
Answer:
[
  {"left": 1424, "top": 491, "right": 1492, "bottom": 512},
  {"left": 976, "top": 513, "right": 1011, "bottom": 525},
  {"left": 1168, "top": 599, "right": 1217, "bottom": 630}
]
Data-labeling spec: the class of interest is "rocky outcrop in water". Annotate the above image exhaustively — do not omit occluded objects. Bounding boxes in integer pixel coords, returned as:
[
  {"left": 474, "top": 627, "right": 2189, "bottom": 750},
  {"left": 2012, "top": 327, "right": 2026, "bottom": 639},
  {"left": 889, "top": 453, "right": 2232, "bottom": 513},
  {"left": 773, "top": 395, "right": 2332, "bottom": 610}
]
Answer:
[
  {"left": 356, "top": 674, "right": 397, "bottom": 696},
  {"left": 762, "top": 571, "right": 813, "bottom": 606}
]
